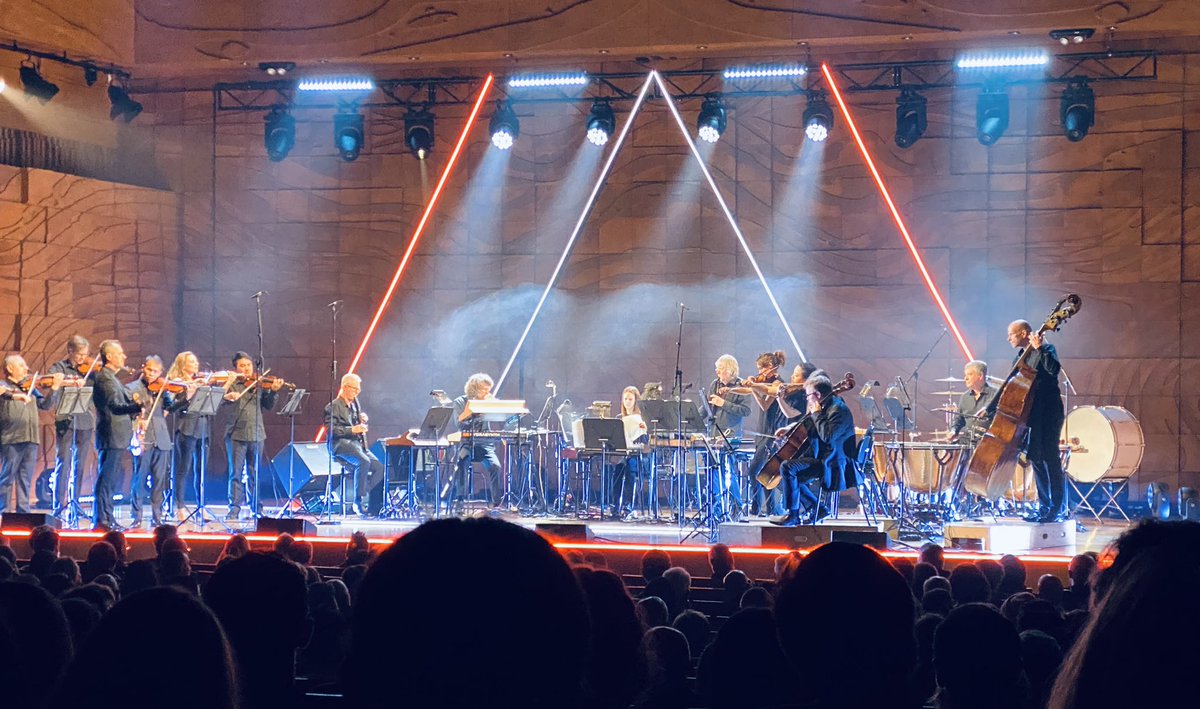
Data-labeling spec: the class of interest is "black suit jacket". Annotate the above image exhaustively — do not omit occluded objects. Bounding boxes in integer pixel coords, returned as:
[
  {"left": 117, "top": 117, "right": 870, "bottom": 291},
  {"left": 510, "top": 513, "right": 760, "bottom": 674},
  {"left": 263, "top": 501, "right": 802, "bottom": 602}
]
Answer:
[
  {"left": 92, "top": 367, "right": 142, "bottom": 451},
  {"left": 809, "top": 395, "right": 858, "bottom": 492}
]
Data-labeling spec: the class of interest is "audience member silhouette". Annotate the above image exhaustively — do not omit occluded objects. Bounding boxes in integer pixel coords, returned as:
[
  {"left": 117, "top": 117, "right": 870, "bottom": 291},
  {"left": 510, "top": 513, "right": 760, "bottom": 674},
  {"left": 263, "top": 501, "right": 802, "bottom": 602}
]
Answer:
[
  {"left": 159, "top": 549, "right": 197, "bottom": 594},
  {"left": 919, "top": 542, "right": 945, "bottom": 574},
  {"left": 739, "top": 585, "right": 774, "bottom": 609},
  {"left": 59, "top": 596, "right": 101, "bottom": 647},
  {"left": 1020, "top": 629, "right": 1062, "bottom": 709},
  {"left": 81, "top": 540, "right": 118, "bottom": 582},
  {"left": 28, "top": 524, "right": 60, "bottom": 557},
  {"left": 697, "top": 607, "right": 793, "bottom": 709},
  {"left": 892, "top": 557, "right": 915, "bottom": 587},
  {"left": 1017, "top": 599, "right": 1062, "bottom": 638},
  {"left": 662, "top": 566, "right": 692, "bottom": 613},
  {"left": 1036, "top": 574, "right": 1065, "bottom": 609},
  {"left": 49, "top": 556, "right": 81, "bottom": 586},
  {"left": 0, "top": 582, "right": 73, "bottom": 709},
  {"left": 995, "top": 554, "right": 1029, "bottom": 601},
  {"left": 344, "top": 530, "right": 371, "bottom": 566},
  {"left": 949, "top": 563, "right": 992, "bottom": 605},
  {"left": 777, "top": 542, "right": 918, "bottom": 708},
  {"left": 671, "top": 608, "right": 710, "bottom": 659},
  {"left": 25, "top": 549, "right": 56, "bottom": 580},
  {"left": 934, "top": 603, "right": 1029, "bottom": 709},
  {"left": 100, "top": 530, "right": 129, "bottom": 568},
  {"left": 721, "top": 569, "right": 751, "bottom": 615},
  {"left": 921, "top": 587, "right": 954, "bottom": 616},
  {"left": 0, "top": 557, "right": 17, "bottom": 582},
  {"left": 637, "top": 595, "right": 669, "bottom": 629},
  {"left": 204, "top": 551, "right": 310, "bottom": 709},
  {"left": 976, "top": 558, "right": 1004, "bottom": 598},
  {"left": 1050, "top": 521, "right": 1200, "bottom": 709},
  {"left": 641, "top": 548, "right": 671, "bottom": 583},
  {"left": 61, "top": 582, "right": 116, "bottom": 614},
  {"left": 121, "top": 558, "right": 159, "bottom": 597},
  {"left": 634, "top": 626, "right": 699, "bottom": 709},
  {"left": 152, "top": 523, "right": 179, "bottom": 555},
  {"left": 49, "top": 587, "right": 237, "bottom": 709},
  {"left": 584, "top": 551, "right": 609, "bottom": 568},
  {"left": 41, "top": 573, "right": 73, "bottom": 597},
  {"left": 344, "top": 517, "right": 590, "bottom": 709},
  {"left": 217, "top": 532, "right": 251, "bottom": 565},
  {"left": 708, "top": 543, "right": 736, "bottom": 586},
  {"left": 1060, "top": 553, "right": 1095, "bottom": 612},
  {"left": 1000, "top": 591, "right": 1035, "bottom": 626},
  {"left": 575, "top": 566, "right": 646, "bottom": 709},
  {"left": 297, "top": 578, "right": 349, "bottom": 685},
  {"left": 911, "top": 561, "right": 938, "bottom": 598},
  {"left": 913, "top": 613, "right": 944, "bottom": 705},
  {"left": 923, "top": 574, "right": 951, "bottom": 595},
  {"left": 341, "top": 563, "right": 367, "bottom": 602}
]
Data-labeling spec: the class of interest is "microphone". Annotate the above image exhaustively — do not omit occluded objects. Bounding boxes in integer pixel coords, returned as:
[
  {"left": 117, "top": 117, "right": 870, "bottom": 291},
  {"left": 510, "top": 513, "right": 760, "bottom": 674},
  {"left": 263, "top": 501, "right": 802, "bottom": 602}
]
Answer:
[
  {"left": 678, "top": 302, "right": 689, "bottom": 311},
  {"left": 327, "top": 299, "right": 344, "bottom": 309},
  {"left": 251, "top": 290, "right": 268, "bottom": 299},
  {"left": 546, "top": 380, "right": 556, "bottom": 388}
]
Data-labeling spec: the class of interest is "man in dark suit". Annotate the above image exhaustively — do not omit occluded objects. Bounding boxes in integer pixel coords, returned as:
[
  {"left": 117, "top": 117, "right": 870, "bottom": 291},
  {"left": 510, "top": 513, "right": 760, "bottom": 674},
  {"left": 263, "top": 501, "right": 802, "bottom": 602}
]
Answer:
[
  {"left": 325, "top": 373, "right": 383, "bottom": 517},
  {"left": 91, "top": 340, "right": 143, "bottom": 531},
  {"left": 223, "top": 351, "right": 282, "bottom": 521},
  {"left": 1, "top": 355, "right": 64, "bottom": 513},
  {"left": 771, "top": 372, "right": 856, "bottom": 526},
  {"left": 127, "top": 355, "right": 174, "bottom": 528},
  {"left": 48, "top": 335, "right": 97, "bottom": 515},
  {"left": 1007, "top": 320, "right": 1067, "bottom": 522}
]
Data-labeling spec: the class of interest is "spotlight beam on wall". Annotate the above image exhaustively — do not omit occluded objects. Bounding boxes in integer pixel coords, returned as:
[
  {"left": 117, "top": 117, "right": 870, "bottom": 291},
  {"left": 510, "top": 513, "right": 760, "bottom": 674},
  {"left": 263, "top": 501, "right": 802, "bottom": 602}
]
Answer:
[
  {"left": 820, "top": 63, "right": 974, "bottom": 361},
  {"left": 494, "top": 72, "right": 655, "bottom": 393},
  {"left": 315, "top": 73, "right": 496, "bottom": 440},
  {"left": 652, "top": 71, "right": 808, "bottom": 363}
]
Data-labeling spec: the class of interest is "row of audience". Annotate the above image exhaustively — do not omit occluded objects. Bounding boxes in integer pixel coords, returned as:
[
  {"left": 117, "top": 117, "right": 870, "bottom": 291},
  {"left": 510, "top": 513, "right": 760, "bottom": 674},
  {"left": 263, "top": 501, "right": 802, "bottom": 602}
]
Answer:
[{"left": 1, "top": 518, "right": 1197, "bottom": 708}]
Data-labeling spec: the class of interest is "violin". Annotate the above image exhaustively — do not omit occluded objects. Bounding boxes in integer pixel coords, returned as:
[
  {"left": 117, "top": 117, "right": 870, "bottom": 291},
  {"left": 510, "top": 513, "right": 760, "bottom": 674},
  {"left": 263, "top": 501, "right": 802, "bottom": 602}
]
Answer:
[
  {"left": 147, "top": 377, "right": 194, "bottom": 395},
  {"left": 74, "top": 356, "right": 136, "bottom": 376},
  {"left": 200, "top": 371, "right": 293, "bottom": 390},
  {"left": 18, "top": 374, "right": 68, "bottom": 390}
]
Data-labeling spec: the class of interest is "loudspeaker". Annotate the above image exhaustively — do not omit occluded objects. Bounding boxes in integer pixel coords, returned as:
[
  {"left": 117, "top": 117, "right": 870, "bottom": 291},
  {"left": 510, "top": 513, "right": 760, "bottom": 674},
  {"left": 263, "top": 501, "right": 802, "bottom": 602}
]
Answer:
[
  {"left": 1, "top": 512, "right": 63, "bottom": 530},
  {"left": 256, "top": 517, "right": 317, "bottom": 536},
  {"left": 756, "top": 524, "right": 832, "bottom": 548},
  {"left": 534, "top": 522, "right": 593, "bottom": 542},
  {"left": 272, "top": 443, "right": 343, "bottom": 497},
  {"left": 830, "top": 529, "right": 889, "bottom": 550}
]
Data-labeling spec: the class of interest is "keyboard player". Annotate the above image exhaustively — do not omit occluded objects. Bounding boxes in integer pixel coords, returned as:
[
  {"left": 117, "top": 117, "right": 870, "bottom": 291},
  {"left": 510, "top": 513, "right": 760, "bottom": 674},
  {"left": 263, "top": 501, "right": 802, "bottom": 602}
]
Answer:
[{"left": 452, "top": 373, "right": 503, "bottom": 507}]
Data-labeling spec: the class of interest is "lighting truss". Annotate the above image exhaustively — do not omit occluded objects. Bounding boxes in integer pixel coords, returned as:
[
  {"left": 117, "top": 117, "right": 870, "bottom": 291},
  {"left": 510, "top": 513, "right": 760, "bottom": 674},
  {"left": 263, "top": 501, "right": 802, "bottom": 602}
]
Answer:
[{"left": 820, "top": 63, "right": 974, "bottom": 361}]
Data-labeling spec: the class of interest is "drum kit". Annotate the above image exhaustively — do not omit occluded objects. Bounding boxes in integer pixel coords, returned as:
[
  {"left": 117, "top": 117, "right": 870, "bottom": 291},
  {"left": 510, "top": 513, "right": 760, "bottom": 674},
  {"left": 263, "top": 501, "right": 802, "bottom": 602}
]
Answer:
[{"left": 859, "top": 371, "right": 1145, "bottom": 533}]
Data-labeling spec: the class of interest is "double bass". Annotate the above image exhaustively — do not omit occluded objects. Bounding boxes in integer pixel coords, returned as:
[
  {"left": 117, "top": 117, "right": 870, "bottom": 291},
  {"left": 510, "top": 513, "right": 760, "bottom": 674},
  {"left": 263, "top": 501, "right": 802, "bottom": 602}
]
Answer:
[
  {"left": 963, "top": 294, "right": 1082, "bottom": 499},
  {"left": 755, "top": 373, "right": 855, "bottom": 491}
]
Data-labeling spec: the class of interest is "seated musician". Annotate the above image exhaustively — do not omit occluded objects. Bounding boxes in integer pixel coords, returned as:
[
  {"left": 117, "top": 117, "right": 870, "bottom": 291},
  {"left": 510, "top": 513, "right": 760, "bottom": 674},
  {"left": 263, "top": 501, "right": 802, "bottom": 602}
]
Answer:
[
  {"left": 709, "top": 355, "right": 753, "bottom": 516},
  {"left": 452, "top": 373, "right": 503, "bottom": 507},
  {"left": 610, "top": 386, "right": 648, "bottom": 519},
  {"left": 326, "top": 373, "right": 384, "bottom": 518},
  {"left": 950, "top": 359, "right": 997, "bottom": 444},
  {"left": 771, "top": 371, "right": 856, "bottom": 527}
]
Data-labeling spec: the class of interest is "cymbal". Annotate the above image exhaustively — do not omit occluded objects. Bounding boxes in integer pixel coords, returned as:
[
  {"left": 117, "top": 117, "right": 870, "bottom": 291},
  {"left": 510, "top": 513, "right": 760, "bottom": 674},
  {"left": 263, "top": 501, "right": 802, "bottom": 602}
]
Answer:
[
  {"left": 929, "top": 390, "right": 963, "bottom": 396},
  {"left": 933, "top": 376, "right": 963, "bottom": 383},
  {"left": 931, "top": 406, "right": 959, "bottom": 414}
]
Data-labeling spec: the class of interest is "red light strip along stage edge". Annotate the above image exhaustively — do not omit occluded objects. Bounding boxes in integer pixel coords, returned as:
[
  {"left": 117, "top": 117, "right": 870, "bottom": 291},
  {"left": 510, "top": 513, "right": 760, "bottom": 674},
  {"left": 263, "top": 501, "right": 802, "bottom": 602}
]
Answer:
[
  {"left": 315, "top": 73, "right": 496, "bottom": 441},
  {"left": 819, "top": 63, "right": 974, "bottom": 362}
]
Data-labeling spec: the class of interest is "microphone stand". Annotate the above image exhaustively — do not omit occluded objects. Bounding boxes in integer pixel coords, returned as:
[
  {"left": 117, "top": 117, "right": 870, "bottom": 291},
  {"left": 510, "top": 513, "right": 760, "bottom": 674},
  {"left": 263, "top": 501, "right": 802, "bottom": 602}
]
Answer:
[
  {"left": 320, "top": 300, "right": 342, "bottom": 524},
  {"left": 673, "top": 303, "right": 686, "bottom": 531},
  {"left": 906, "top": 327, "right": 948, "bottom": 435},
  {"left": 251, "top": 290, "right": 266, "bottom": 521}
]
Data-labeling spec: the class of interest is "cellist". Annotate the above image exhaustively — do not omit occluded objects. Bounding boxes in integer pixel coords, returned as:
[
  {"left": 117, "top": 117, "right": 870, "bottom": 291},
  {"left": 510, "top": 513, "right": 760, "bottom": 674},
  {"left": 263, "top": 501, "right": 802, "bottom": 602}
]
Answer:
[{"left": 1004, "top": 320, "right": 1067, "bottom": 523}]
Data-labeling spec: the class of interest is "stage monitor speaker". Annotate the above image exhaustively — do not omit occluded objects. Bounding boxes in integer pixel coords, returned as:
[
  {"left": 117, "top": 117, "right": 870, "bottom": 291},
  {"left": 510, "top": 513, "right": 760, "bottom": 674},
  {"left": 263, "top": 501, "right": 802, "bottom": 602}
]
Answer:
[
  {"left": 830, "top": 529, "right": 889, "bottom": 550},
  {"left": 256, "top": 517, "right": 317, "bottom": 536},
  {"left": 534, "top": 522, "right": 593, "bottom": 543},
  {"left": 756, "top": 524, "right": 832, "bottom": 549},
  {"left": 1, "top": 512, "right": 63, "bottom": 530},
  {"left": 272, "top": 443, "right": 343, "bottom": 497}
]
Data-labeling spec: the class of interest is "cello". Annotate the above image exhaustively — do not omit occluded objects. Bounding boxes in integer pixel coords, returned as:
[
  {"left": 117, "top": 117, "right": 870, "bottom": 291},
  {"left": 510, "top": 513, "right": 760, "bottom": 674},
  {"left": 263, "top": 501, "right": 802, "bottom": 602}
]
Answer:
[
  {"left": 755, "top": 373, "right": 855, "bottom": 491},
  {"left": 963, "top": 294, "right": 1082, "bottom": 499}
]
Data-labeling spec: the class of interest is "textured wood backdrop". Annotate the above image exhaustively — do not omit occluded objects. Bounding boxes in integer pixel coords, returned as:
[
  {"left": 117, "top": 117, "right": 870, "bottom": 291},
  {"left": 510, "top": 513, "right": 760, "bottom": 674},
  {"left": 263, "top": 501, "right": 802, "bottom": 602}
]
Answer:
[{"left": 0, "top": 2, "right": 1196, "bottom": 495}]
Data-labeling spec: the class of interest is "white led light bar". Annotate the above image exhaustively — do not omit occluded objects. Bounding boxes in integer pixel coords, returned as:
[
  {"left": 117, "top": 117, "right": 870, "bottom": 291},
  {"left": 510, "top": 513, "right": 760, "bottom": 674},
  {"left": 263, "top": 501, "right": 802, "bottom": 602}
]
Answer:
[
  {"left": 723, "top": 64, "right": 807, "bottom": 80},
  {"left": 955, "top": 50, "right": 1049, "bottom": 70},
  {"left": 296, "top": 77, "right": 376, "bottom": 92},
  {"left": 507, "top": 73, "right": 589, "bottom": 89}
]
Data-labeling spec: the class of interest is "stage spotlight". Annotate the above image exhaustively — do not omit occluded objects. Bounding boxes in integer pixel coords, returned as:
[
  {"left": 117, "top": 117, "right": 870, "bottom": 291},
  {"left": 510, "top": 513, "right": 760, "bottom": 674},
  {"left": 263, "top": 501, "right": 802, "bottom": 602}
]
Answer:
[
  {"left": 259, "top": 61, "right": 296, "bottom": 76},
  {"left": 263, "top": 106, "right": 295, "bottom": 162},
  {"left": 334, "top": 109, "right": 364, "bottom": 161},
  {"left": 405, "top": 109, "right": 435, "bottom": 159},
  {"left": 108, "top": 85, "right": 143, "bottom": 122},
  {"left": 489, "top": 101, "right": 519, "bottom": 150},
  {"left": 19, "top": 63, "right": 59, "bottom": 104},
  {"left": 586, "top": 99, "right": 615, "bottom": 146},
  {"left": 508, "top": 73, "right": 588, "bottom": 89},
  {"left": 894, "top": 88, "right": 927, "bottom": 149},
  {"left": 696, "top": 94, "right": 726, "bottom": 143},
  {"left": 1060, "top": 80, "right": 1094, "bottom": 142},
  {"left": 976, "top": 87, "right": 1009, "bottom": 145},
  {"left": 803, "top": 91, "right": 834, "bottom": 142},
  {"left": 723, "top": 64, "right": 807, "bottom": 80}
]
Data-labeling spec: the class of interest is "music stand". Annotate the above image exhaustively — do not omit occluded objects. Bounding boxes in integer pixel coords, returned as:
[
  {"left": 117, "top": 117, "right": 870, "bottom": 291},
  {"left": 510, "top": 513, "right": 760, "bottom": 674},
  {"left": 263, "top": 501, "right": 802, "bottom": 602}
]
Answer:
[
  {"left": 179, "top": 386, "right": 225, "bottom": 529},
  {"left": 638, "top": 399, "right": 674, "bottom": 433},
  {"left": 676, "top": 399, "right": 706, "bottom": 434},
  {"left": 54, "top": 386, "right": 93, "bottom": 527},
  {"left": 412, "top": 406, "right": 453, "bottom": 518},
  {"left": 581, "top": 418, "right": 629, "bottom": 516},
  {"left": 276, "top": 388, "right": 310, "bottom": 518}
]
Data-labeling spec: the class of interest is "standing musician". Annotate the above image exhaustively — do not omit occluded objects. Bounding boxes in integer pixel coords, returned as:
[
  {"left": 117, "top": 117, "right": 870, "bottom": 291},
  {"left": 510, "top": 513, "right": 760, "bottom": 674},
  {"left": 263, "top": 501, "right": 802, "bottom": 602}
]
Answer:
[
  {"left": 91, "top": 340, "right": 143, "bottom": 531},
  {"left": 452, "top": 373, "right": 503, "bottom": 507},
  {"left": 740, "top": 351, "right": 789, "bottom": 517},
  {"left": 48, "top": 335, "right": 96, "bottom": 515},
  {"left": 709, "top": 354, "right": 753, "bottom": 516},
  {"left": 0, "top": 355, "right": 64, "bottom": 513},
  {"left": 950, "top": 360, "right": 997, "bottom": 444},
  {"left": 222, "top": 351, "right": 283, "bottom": 521},
  {"left": 126, "top": 355, "right": 176, "bottom": 528},
  {"left": 1005, "top": 320, "right": 1067, "bottom": 523},
  {"left": 326, "top": 373, "right": 384, "bottom": 518},
  {"left": 166, "top": 351, "right": 205, "bottom": 521},
  {"left": 771, "top": 371, "right": 857, "bottom": 527}
]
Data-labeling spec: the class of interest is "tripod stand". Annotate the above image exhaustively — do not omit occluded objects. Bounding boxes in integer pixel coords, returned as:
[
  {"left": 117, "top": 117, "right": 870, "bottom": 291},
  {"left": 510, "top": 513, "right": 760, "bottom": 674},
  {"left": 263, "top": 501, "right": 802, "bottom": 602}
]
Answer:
[
  {"left": 177, "top": 387, "right": 227, "bottom": 530},
  {"left": 53, "top": 386, "right": 93, "bottom": 528},
  {"left": 276, "top": 388, "right": 310, "bottom": 518}
]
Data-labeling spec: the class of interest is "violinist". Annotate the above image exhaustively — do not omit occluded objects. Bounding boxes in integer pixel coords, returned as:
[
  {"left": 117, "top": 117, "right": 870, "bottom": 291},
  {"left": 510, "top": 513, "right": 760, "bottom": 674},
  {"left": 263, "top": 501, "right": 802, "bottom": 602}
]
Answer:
[
  {"left": 743, "top": 351, "right": 788, "bottom": 517},
  {"left": 48, "top": 335, "right": 96, "bottom": 516},
  {"left": 0, "top": 355, "right": 64, "bottom": 513},
  {"left": 709, "top": 355, "right": 753, "bottom": 516},
  {"left": 166, "top": 351, "right": 204, "bottom": 522},
  {"left": 126, "top": 355, "right": 176, "bottom": 528},
  {"left": 1005, "top": 320, "right": 1067, "bottom": 523},
  {"left": 770, "top": 371, "right": 856, "bottom": 527},
  {"left": 91, "top": 340, "right": 144, "bottom": 531},
  {"left": 451, "top": 372, "right": 502, "bottom": 507},
  {"left": 222, "top": 351, "right": 283, "bottom": 521},
  {"left": 326, "top": 373, "right": 383, "bottom": 518}
]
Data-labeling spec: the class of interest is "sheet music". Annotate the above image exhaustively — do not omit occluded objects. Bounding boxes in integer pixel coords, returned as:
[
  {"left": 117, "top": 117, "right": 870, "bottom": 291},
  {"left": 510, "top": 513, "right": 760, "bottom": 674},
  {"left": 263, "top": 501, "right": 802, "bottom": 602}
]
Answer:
[{"left": 623, "top": 414, "right": 647, "bottom": 449}]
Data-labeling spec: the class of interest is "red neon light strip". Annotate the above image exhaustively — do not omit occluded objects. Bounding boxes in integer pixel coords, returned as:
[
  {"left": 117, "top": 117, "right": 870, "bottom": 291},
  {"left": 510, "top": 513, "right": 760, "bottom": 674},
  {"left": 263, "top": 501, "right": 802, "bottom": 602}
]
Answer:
[
  {"left": 315, "top": 73, "right": 495, "bottom": 440},
  {"left": 820, "top": 64, "right": 974, "bottom": 362}
]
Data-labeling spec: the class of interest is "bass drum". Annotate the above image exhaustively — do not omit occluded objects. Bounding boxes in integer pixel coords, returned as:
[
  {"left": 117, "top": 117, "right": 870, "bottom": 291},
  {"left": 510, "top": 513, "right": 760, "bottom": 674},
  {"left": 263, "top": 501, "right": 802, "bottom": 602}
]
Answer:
[{"left": 1063, "top": 406, "right": 1144, "bottom": 483}]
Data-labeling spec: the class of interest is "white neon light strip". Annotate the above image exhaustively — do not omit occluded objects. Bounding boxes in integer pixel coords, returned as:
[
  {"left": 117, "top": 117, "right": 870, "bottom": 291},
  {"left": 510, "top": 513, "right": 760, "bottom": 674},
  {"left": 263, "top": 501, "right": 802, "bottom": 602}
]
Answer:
[
  {"left": 296, "top": 77, "right": 376, "bottom": 92},
  {"left": 955, "top": 50, "right": 1049, "bottom": 70},
  {"left": 723, "top": 64, "right": 807, "bottom": 80},
  {"left": 651, "top": 71, "right": 807, "bottom": 362},
  {"left": 507, "top": 73, "right": 589, "bottom": 89},
  {"left": 494, "top": 72, "right": 655, "bottom": 392}
]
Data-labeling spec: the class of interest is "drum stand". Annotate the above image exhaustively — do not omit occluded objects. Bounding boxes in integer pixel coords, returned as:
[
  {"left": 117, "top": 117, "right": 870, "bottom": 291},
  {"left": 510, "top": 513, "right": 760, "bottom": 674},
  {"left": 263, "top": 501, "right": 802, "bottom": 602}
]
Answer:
[{"left": 1070, "top": 477, "right": 1132, "bottom": 523}]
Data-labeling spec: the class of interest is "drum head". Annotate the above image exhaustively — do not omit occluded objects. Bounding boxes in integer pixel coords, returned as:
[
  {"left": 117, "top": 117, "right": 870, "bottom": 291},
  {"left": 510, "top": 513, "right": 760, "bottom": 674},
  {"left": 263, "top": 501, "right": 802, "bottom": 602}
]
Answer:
[{"left": 1064, "top": 406, "right": 1144, "bottom": 483}]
